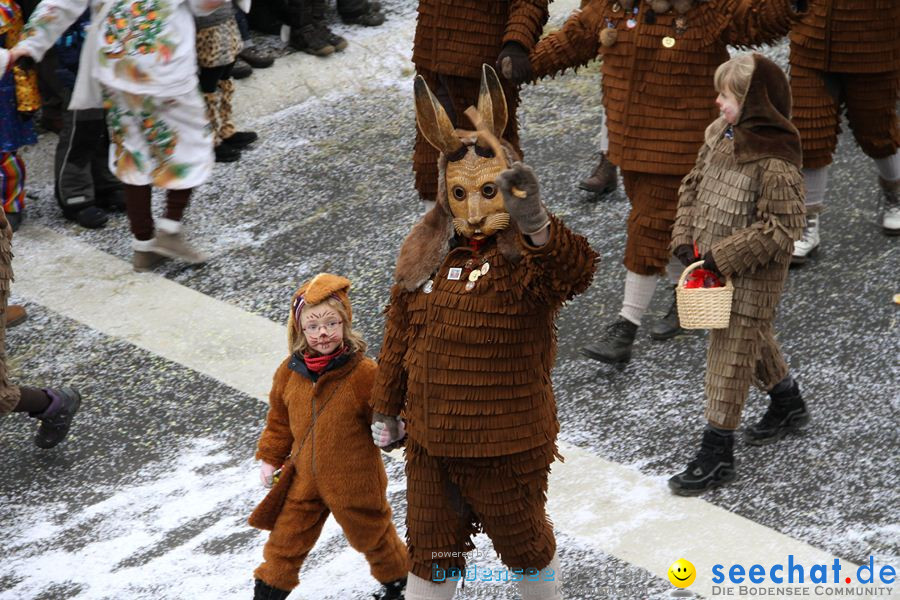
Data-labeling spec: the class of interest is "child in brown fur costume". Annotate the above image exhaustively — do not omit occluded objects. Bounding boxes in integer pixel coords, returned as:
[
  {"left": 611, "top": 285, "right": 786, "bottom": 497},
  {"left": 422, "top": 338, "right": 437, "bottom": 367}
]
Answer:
[
  {"left": 667, "top": 54, "right": 809, "bottom": 496},
  {"left": 249, "top": 273, "right": 407, "bottom": 600},
  {"left": 371, "top": 66, "right": 597, "bottom": 600}
]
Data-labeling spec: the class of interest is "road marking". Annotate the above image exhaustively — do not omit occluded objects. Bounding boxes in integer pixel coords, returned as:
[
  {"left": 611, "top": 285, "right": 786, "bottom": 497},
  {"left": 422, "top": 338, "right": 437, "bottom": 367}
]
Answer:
[{"left": 13, "top": 225, "right": 881, "bottom": 599}]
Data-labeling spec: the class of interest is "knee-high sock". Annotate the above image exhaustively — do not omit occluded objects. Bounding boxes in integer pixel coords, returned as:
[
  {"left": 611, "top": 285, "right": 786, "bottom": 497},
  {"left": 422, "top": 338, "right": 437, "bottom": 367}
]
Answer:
[
  {"left": 517, "top": 552, "right": 563, "bottom": 600},
  {"left": 802, "top": 166, "right": 829, "bottom": 209},
  {"left": 599, "top": 118, "right": 609, "bottom": 153},
  {"left": 619, "top": 269, "right": 658, "bottom": 326},
  {"left": 874, "top": 151, "right": 900, "bottom": 182},
  {"left": 405, "top": 572, "right": 457, "bottom": 600}
]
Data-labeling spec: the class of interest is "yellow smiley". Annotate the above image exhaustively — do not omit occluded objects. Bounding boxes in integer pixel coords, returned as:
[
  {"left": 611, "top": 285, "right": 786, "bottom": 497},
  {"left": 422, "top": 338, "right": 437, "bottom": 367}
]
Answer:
[{"left": 668, "top": 558, "right": 696, "bottom": 588}]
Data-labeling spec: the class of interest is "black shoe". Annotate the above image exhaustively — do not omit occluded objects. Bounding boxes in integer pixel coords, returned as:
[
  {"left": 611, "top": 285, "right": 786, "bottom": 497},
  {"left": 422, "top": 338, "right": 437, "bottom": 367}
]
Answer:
[
  {"left": 239, "top": 47, "right": 274, "bottom": 69},
  {"left": 5, "top": 210, "right": 24, "bottom": 232},
  {"left": 232, "top": 58, "right": 253, "bottom": 80},
  {"left": 96, "top": 188, "right": 126, "bottom": 212},
  {"left": 580, "top": 318, "right": 638, "bottom": 364},
  {"left": 253, "top": 579, "right": 290, "bottom": 600},
  {"left": 33, "top": 387, "right": 82, "bottom": 449},
  {"left": 372, "top": 577, "right": 406, "bottom": 600},
  {"left": 68, "top": 206, "right": 109, "bottom": 229},
  {"left": 668, "top": 428, "right": 736, "bottom": 496},
  {"left": 328, "top": 31, "right": 349, "bottom": 51},
  {"left": 341, "top": 4, "right": 385, "bottom": 26},
  {"left": 215, "top": 143, "right": 242, "bottom": 163},
  {"left": 744, "top": 378, "right": 810, "bottom": 446},
  {"left": 289, "top": 24, "right": 335, "bottom": 56},
  {"left": 649, "top": 287, "right": 686, "bottom": 340},
  {"left": 222, "top": 131, "right": 258, "bottom": 150}
]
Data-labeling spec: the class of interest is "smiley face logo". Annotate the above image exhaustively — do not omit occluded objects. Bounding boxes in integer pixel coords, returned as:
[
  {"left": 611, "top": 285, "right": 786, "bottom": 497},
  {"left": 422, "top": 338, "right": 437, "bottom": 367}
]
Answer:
[{"left": 668, "top": 558, "right": 696, "bottom": 588}]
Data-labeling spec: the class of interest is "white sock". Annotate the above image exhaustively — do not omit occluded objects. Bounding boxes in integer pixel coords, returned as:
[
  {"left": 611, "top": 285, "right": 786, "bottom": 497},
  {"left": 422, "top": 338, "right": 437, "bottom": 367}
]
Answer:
[
  {"left": 873, "top": 151, "right": 900, "bottom": 182},
  {"left": 405, "top": 572, "right": 457, "bottom": 600},
  {"left": 517, "top": 552, "right": 563, "bottom": 600},
  {"left": 132, "top": 237, "right": 156, "bottom": 251},
  {"left": 156, "top": 217, "right": 182, "bottom": 234},
  {"left": 802, "top": 166, "right": 829, "bottom": 208},
  {"left": 666, "top": 255, "right": 684, "bottom": 285},
  {"left": 599, "top": 119, "right": 610, "bottom": 153},
  {"left": 619, "top": 270, "right": 658, "bottom": 326}
]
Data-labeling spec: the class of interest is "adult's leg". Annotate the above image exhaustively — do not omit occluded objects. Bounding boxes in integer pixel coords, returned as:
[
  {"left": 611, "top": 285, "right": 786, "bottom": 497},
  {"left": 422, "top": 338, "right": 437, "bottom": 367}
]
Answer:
[{"left": 55, "top": 100, "right": 110, "bottom": 227}]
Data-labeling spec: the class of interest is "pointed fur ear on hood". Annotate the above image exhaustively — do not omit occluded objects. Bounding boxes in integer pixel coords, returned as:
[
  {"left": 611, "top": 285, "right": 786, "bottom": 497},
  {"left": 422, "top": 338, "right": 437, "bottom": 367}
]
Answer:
[{"left": 287, "top": 273, "right": 352, "bottom": 351}]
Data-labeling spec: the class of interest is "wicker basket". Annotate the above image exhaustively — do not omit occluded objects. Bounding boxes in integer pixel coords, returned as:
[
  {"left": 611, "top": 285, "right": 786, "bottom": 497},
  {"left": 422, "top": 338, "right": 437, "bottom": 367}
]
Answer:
[{"left": 676, "top": 261, "right": 734, "bottom": 330}]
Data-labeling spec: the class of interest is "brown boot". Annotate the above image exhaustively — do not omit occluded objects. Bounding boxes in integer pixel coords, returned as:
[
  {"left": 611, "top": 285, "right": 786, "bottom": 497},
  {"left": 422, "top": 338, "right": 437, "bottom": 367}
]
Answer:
[
  {"left": 6, "top": 304, "right": 27, "bottom": 328},
  {"left": 579, "top": 152, "right": 618, "bottom": 196}
]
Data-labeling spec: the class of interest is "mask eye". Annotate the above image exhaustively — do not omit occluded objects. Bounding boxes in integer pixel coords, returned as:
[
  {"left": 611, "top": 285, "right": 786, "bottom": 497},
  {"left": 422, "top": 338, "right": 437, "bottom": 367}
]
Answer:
[
  {"left": 481, "top": 183, "right": 497, "bottom": 199},
  {"left": 451, "top": 186, "right": 466, "bottom": 200}
]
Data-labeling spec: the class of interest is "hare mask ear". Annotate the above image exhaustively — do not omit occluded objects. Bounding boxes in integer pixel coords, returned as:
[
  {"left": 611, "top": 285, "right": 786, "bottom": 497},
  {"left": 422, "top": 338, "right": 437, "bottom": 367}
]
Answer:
[
  {"left": 414, "top": 75, "right": 466, "bottom": 157},
  {"left": 476, "top": 64, "right": 508, "bottom": 142}
]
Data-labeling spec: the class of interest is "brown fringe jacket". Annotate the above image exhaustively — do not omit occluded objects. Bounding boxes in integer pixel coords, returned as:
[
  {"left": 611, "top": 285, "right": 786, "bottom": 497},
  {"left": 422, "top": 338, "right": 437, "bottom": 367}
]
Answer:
[
  {"left": 256, "top": 353, "right": 391, "bottom": 505},
  {"left": 371, "top": 217, "right": 597, "bottom": 458},
  {"left": 671, "top": 118, "right": 806, "bottom": 322},
  {"left": 530, "top": 0, "right": 800, "bottom": 176},
  {"left": 790, "top": 0, "right": 900, "bottom": 74},
  {"left": 413, "top": 0, "right": 550, "bottom": 80},
  {"left": 0, "top": 213, "right": 16, "bottom": 415}
]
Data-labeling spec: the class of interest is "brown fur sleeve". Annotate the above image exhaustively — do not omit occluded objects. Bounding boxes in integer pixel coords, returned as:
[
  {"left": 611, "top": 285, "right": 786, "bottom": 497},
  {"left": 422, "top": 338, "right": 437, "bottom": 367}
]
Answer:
[
  {"left": 370, "top": 287, "right": 410, "bottom": 417},
  {"left": 255, "top": 359, "right": 294, "bottom": 466},
  {"left": 671, "top": 142, "right": 712, "bottom": 250},
  {"left": 505, "top": 0, "right": 550, "bottom": 51},
  {"left": 530, "top": 3, "right": 602, "bottom": 80},
  {"left": 710, "top": 159, "right": 806, "bottom": 277},
  {"left": 353, "top": 357, "right": 378, "bottom": 425},
  {"left": 720, "top": 0, "right": 802, "bottom": 47},
  {"left": 519, "top": 215, "right": 599, "bottom": 307}
]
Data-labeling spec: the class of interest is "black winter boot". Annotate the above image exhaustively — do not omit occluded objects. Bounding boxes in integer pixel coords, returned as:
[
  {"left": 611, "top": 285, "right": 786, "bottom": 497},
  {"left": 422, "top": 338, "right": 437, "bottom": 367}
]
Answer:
[
  {"left": 744, "top": 377, "right": 809, "bottom": 446},
  {"left": 32, "top": 387, "right": 82, "bottom": 449},
  {"left": 253, "top": 579, "right": 290, "bottom": 600},
  {"left": 668, "top": 427, "right": 736, "bottom": 496},
  {"left": 649, "top": 285, "right": 686, "bottom": 340},
  {"left": 580, "top": 318, "right": 638, "bottom": 364},
  {"left": 372, "top": 577, "right": 406, "bottom": 600}
]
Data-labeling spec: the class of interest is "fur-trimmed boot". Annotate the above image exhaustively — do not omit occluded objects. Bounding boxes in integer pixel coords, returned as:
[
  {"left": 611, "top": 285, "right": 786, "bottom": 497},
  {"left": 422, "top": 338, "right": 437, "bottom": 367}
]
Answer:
[
  {"left": 31, "top": 387, "right": 82, "bottom": 449},
  {"left": 372, "top": 577, "right": 407, "bottom": 600},
  {"left": 668, "top": 426, "right": 736, "bottom": 496},
  {"left": 253, "top": 579, "right": 290, "bottom": 600},
  {"left": 744, "top": 376, "right": 809, "bottom": 446},
  {"left": 578, "top": 152, "right": 618, "bottom": 197},
  {"left": 879, "top": 176, "right": 900, "bottom": 235}
]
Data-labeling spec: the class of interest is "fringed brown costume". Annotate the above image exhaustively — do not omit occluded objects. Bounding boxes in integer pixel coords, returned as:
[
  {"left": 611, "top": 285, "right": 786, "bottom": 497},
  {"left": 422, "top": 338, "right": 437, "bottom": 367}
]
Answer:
[
  {"left": 412, "top": 0, "right": 550, "bottom": 202},
  {"left": 252, "top": 276, "right": 407, "bottom": 592},
  {"left": 373, "top": 68, "right": 597, "bottom": 584},
  {"left": 530, "top": 0, "right": 801, "bottom": 275},
  {"left": 671, "top": 55, "right": 806, "bottom": 429},
  {"left": 789, "top": 0, "right": 900, "bottom": 169},
  {"left": 0, "top": 212, "right": 19, "bottom": 415}
]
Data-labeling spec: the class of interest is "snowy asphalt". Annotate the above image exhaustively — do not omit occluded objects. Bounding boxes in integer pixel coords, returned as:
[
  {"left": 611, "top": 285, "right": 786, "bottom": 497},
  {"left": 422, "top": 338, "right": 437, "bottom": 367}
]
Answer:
[{"left": 1, "top": 1, "right": 898, "bottom": 599}]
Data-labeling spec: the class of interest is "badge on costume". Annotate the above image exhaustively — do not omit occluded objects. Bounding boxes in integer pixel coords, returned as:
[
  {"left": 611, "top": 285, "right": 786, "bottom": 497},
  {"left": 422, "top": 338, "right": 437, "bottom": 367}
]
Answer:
[
  {"left": 448, "top": 267, "right": 462, "bottom": 281},
  {"left": 423, "top": 280, "right": 434, "bottom": 294},
  {"left": 662, "top": 36, "right": 675, "bottom": 48}
]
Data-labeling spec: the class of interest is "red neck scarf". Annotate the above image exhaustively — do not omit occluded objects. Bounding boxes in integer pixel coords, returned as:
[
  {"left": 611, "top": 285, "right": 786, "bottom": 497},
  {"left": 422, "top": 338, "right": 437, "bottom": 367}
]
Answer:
[{"left": 303, "top": 346, "right": 347, "bottom": 374}]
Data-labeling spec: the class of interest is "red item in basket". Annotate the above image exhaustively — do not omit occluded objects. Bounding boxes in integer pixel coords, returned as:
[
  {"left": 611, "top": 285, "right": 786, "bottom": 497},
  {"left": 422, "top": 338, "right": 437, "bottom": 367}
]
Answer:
[{"left": 684, "top": 269, "right": 723, "bottom": 289}]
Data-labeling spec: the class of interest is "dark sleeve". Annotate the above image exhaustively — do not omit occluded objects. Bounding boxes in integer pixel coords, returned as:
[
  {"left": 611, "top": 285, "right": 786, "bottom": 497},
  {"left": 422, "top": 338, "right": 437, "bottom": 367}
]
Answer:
[
  {"left": 505, "top": 0, "right": 551, "bottom": 51},
  {"left": 370, "top": 288, "right": 410, "bottom": 417},
  {"left": 519, "top": 215, "right": 599, "bottom": 307},
  {"left": 719, "top": 0, "right": 803, "bottom": 47},
  {"left": 255, "top": 360, "right": 294, "bottom": 466},
  {"left": 710, "top": 159, "right": 806, "bottom": 277},
  {"left": 530, "top": 4, "right": 602, "bottom": 80}
]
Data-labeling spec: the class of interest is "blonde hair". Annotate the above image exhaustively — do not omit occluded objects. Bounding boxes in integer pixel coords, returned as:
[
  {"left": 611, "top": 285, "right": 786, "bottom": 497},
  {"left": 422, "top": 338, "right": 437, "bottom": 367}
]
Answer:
[
  {"left": 714, "top": 53, "right": 755, "bottom": 104},
  {"left": 290, "top": 297, "right": 368, "bottom": 356}
]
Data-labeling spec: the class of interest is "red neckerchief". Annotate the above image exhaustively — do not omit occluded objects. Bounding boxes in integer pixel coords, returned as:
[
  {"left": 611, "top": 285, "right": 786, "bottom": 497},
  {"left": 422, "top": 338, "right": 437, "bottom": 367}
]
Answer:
[
  {"left": 303, "top": 345, "right": 346, "bottom": 374},
  {"left": 468, "top": 237, "right": 487, "bottom": 253}
]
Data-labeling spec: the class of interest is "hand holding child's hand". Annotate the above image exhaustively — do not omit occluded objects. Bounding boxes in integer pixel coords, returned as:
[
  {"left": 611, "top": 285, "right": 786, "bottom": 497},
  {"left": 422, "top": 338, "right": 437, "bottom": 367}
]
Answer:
[
  {"left": 259, "top": 461, "right": 278, "bottom": 488},
  {"left": 371, "top": 412, "right": 406, "bottom": 449}
]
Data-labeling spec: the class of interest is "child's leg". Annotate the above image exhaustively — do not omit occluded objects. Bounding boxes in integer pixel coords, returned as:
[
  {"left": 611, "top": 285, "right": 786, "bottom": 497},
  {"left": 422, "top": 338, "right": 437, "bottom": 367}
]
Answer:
[
  {"left": 55, "top": 107, "right": 111, "bottom": 228},
  {"left": 704, "top": 315, "right": 760, "bottom": 430},
  {"left": 123, "top": 184, "right": 154, "bottom": 241},
  {"left": 254, "top": 496, "right": 330, "bottom": 591},
  {"left": 152, "top": 188, "right": 206, "bottom": 265},
  {"left": 0, "top": 152, "right": 27, "bottom": 230},
  {"left": 330, "top": 495, "right": 407, "bottom": 585},
  {"left": 217, "top": 77, "right": 236, "bottom": 142}
]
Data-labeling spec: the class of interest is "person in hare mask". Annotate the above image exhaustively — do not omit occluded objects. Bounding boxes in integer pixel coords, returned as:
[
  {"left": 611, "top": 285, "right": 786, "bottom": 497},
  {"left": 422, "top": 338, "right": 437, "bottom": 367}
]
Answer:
[{"left": 369, "top": 65, "right": 598, "bottom": 600}]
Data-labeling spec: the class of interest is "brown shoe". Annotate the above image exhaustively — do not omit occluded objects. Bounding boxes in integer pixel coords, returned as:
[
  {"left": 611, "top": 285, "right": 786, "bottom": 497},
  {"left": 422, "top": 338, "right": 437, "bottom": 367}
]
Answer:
[
  {"left": 579, "top": 152, "right": 618, "bottom": 196},
  {"left": 6, "top": 304, "right": 27, "bottom": 328}
]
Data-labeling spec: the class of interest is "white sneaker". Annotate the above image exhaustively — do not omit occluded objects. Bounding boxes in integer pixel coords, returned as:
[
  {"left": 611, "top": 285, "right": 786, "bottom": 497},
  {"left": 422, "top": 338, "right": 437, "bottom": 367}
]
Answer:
[
  {"left": 791, "top": 213, "right": 820, "bottom": 265},
  {"left": 879, "top": 177, "right": 900, "bottom": 235}
]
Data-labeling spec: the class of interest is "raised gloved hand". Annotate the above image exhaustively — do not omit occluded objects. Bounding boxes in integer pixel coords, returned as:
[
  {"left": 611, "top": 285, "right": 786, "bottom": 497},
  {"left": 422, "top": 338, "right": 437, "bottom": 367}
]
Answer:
[
  {"left": 497, "top": 42, "right": 533, "bottom": 84},
  {"left": 259, "top": 461, "right": 278, "bottom": 488},
  {"left": 497, "top": 161, "right": 549, "bottom": 235},
  {"left": 673, "top": 244, "right": 697, "bottom": 267},
  {"left": 371, "top": 412, "right": 406, "bottom": 449}
]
